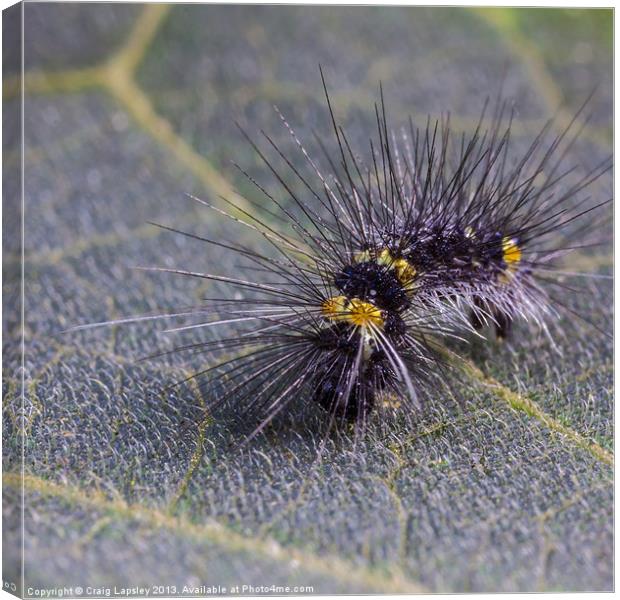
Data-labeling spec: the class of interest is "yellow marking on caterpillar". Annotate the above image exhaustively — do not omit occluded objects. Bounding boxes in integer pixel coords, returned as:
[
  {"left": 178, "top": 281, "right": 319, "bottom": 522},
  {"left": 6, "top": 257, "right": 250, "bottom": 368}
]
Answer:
[
  {"left": 502, "top": 237, "right": 521, "bottom": 266},
  {"left": 348, "top": 299, "right": 384, "bottom": 328},
  {"left": 321, "top": 296, "right": 384, "bottom": 328},
  {"left": 321, "top": 295, "right": 349, "bottom": 320},
  {"left": 376, "top": 248, "right": 393, "bottom": 266},
  {"left": 354, "top": 249, "right": 372, "bottom": 263},
  {"left": 499, "top": 237, "right": 521, "bottom": 284},
  {"left": 354, "top": 247, "right": 416, "bottom": 286},
  {"left": 392, "top": 258, "right": 417, "bottom": 285}
]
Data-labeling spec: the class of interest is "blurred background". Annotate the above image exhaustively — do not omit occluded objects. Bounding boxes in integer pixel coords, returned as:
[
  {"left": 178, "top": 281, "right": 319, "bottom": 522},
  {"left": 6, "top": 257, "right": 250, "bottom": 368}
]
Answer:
[{"left": 3, "top": 3, "right": 613, "bottom": 594}]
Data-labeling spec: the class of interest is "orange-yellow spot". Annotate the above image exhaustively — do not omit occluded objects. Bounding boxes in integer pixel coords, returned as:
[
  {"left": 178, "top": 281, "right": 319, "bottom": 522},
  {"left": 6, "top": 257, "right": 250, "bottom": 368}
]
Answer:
[
  {"left": 321, "top": 295, "right": 348, "bottom": 320},
  {"left": 321, "top": 296, "right": 383, "bottom": 328},
  {"left": 347, "top": 298, "right": 384, "bottom": 328},
  {"left": 353, "top": 249, "right": 372, "bottom": 263},
  {"left": 392, "top": 258, "right": 417, "bottom": 285},
  {"left": 376, "top": 248, "right": 393, "bottom": 266},
  {"left": 502, "top": 237, "right": 521, "bottom": 266},
  {"left": 361, "top": 247, "right": 417, "bottom": 286}
]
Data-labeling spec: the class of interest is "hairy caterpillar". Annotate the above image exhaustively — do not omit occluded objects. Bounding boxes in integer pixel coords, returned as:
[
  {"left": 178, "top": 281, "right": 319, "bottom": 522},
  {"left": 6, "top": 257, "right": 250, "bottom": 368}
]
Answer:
[{"left": 73, "top": 72, "right": 611, "bottom": 442}]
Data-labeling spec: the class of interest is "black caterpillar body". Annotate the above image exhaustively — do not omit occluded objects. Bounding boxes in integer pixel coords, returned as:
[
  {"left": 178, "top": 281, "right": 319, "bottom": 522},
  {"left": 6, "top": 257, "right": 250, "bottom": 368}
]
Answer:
[{"left": 75, "top": 72, "right": 611, "bottom": 442}]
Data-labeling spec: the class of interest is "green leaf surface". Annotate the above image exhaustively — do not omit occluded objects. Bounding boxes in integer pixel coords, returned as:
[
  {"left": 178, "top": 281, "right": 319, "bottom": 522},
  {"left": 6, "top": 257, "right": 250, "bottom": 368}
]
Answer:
[{"left": 3, "top": 4, "right": 613, "bottom": 594}]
